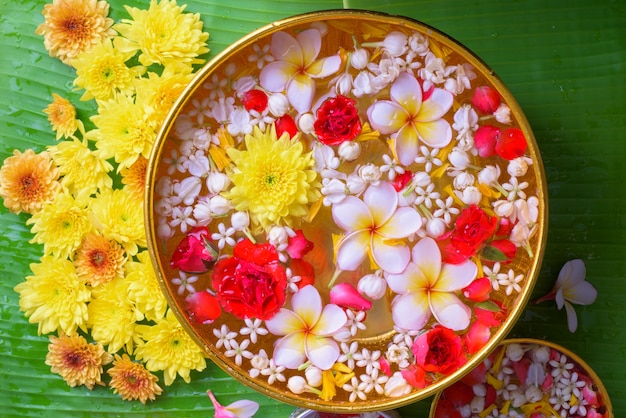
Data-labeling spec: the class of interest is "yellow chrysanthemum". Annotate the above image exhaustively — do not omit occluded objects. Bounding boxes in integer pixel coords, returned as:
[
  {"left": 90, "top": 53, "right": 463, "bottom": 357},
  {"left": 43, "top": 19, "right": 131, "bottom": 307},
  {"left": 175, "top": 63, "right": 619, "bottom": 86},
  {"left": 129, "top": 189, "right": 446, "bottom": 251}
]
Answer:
[
  {"left": 134, "top": 310, "right": 206, "bottom": 386},
  {"left": 224, "top": 125, "right": 321, "bottom": 232},
  {"left": 108, "top": 354, "right": 162, "bottom": 404},
  {"left": 45, "top": 334, "right": 112, "bottom": 389},
  {"left": 126, "top": 251, "right": 167, "bottom": 322},
  {"left": 134, "top": 65, "right": 195, "bottom": 123},
  {"left": 14, "top": 255, "right": 90, "bottom": 335},
  {"left": 89, "top": 187, "right": 146, "bottom": 256},
  {"left": 0, "top": 149, "right": 61, "bottom": 215},
  {"left": 27, "top": 190, "right": 92, "bottom": 259},
  {"left": 114, "top": 0, "right": 209, "bottom": 67},
  {"left": 72, "top": 37, "right": 145, "bottom": 101},
  {"left": 88, "top": 276, "right": 143, "bottom": 353},
  {"left": 87, "top": 93, "right": 158, "bottom": 171},
  {"left": 43, "top": 94, "right": 85, "bottom": 139},
  {"left": 48, "top": 137, "right": 113, "bottom": 200},
  {"left": 35, "top": 0, "right": 116, "bottom": 65},
  {"left": 120, "top": 155, "right": 147, "bottom": 202},
  {"left": 73, "top": 233, "right": 126, "bottom": 287}
]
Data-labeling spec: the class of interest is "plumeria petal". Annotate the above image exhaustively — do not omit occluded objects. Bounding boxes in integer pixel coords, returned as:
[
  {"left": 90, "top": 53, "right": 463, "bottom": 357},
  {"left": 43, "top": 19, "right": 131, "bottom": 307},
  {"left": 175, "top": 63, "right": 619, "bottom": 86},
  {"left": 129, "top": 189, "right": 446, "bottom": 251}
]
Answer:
[
  {"left": 394, "top": 123, "right": 421, "bottom": 167},
  {"left": 416, "top": 88, "right": 453, "bottom": 122},
  {"left": 386, "top": 261, "right": 428, "bottom": 294},
  {"left": 273, "top": 331, "right": 307, "bottom": 369},
  {"left": 270, "top": 31, "right": 302, "bottom": 65},
  {"left": 291, "top": 284, "right": 322, "bottom": 326},
  {"left": 287, "top": 73, "right": 316, "bottom": 113},
  {"left": 305, "top": 333, "right": 340, "bottom": 370},
  {"left": 391, "top": 291, "right": 430, "bottom": 331},
  {"left": 310, "top": 303, "right": 347, "bottom": 336},
  {"left": 377, "top": 206, "right": 423, "bottom": 239},
  {"left": 411, "top": 237, "right": 442, "bottom": 287},
  {"left": 434, "top": 260, "right": 478, "bottom": 292},
  {"left": 260, "top": 61, "right": 298, "bottom": 92},
  {"left": 555, "top": 258, "right": 586, "bottom": 287},
  {"left": 414, "top": 118, "right": 452, "bottom": 148},
  {"left": 296, "top": 29, "right": 321, "bottom": 65},
  {"left": 332, "top": 195, "right": 373, "bottom": 232},
  {"left": 363, "top": 182, "right": 398, "bottom": 227},
  {"left": 265, "top": 308, "right": 306, "bottom": 336},
  {"left": 335, "top": 230, "right": 370, "bottom": 272},
  {"left": 555, "top": 287, "right": 565, "bottom": 310},
  {"left": 223, "top": 399, "right": 260, "bottom": 418},
  {"left": 563, "top": 300, "right": 579, "bottom": 333},
  {"left": 371, "top": 234, "right": 411, "bottom": 274},
  {"left": 429, "top": 291, "right": 471, "bottom": 331},
  {"left": 367, "top": 101, "right": 407, "bottom": 134},
  {"left": 389, "top": 72, "right": 422, "bottom": 115},
  {"left": 306, "top": 55, "right": 342, "bottom": 78},
  {"left": 564, "top": 280, "right": 598, "bottom": 305}
]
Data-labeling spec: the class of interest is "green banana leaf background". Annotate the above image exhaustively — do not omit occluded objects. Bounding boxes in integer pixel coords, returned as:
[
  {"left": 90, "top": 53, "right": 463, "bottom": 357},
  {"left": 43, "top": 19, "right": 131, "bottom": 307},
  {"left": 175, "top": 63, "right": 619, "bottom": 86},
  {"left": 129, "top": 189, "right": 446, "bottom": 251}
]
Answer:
[{"left": 1, "top": 0, "right": 625, "bottom": 416}]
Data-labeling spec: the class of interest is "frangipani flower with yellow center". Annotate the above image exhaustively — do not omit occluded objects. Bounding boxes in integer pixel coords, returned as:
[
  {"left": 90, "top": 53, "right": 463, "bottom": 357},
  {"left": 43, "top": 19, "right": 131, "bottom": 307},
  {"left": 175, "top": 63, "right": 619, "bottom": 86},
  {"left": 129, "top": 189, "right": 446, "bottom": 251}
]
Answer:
[
  {"left": 265, "top": 285, "right": 347, "bottom": 371},
  {"left": 224, "top": 124, "right": 320, "bottom": 232},
  {"left": 260, "top": 28, "right": 341, "bottom": 113},
  {"left": 45, "top": 334, "right": 112, "bottom": 390},
  {"left": 331, "top": 182, "right": 422, "bottom": 274},
  {"left": 367, "top": 72, "right": 453, "bottom": 166},
  {"left": 35, "top": 0, "right": 115, "bottom": 65},
  {"left": 385, "top": 237, "right": 477, "bottom": 331},
  {"left": 108, "top": 354, "right": 162, "bottom": 404},
  {"left": 0, "top": 149, "right": 60, "bottom": 215},
  {"left": 43, "top": 94, "right": 85, "bottom": 139}
]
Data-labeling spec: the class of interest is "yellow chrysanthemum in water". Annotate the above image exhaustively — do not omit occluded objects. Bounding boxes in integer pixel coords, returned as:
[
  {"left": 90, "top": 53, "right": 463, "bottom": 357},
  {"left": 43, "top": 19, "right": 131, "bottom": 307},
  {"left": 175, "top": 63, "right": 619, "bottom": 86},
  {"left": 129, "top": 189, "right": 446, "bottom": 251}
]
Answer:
[
  {"left": 87, "top": 93, "right": 158, "bottom": 171},
  {"left": 45, "top": 334, "right": 112, "bottom": 389},
  {"left": 0, "top": 149, "right": 60, "bottom": 215},
  {"left": 43, "top": 94, "right": 85, "bottom": 139},
  {"left": 88, "top": 276, "right": 143, "bottom": 353},
  {"left": 14, "top": 255, "right": 90, "bottom": 335},
  {"left": 134, "top": 310, "right": 206, "bottom": 386},
  {"left": 27, "top": 190, "right": 92, "bottom": 259},
  {"left": 89, "top": 187, "right": 146, "bottom": 256},
  {"left": 72, "top": 37, "right": 144, "bottom": 101},
  {"left": 126, "top": 251, "right": 168, "bottom": 322},
  {"left": 114, "top": 0, "right": 209, "bottom": 67},
  {"left": 224, "top": 125, "right": 321, "bottom": 232},
  {"left": 108, "top": 354, "right": 162, "bottom": 404},
  {"left": 73, "top": 233, "right": 126, "bottom": 287},
  {"left": 48, "top": 137, "right": 113, "bottom": 200},
  {"left": 120, "top": 156, "right": 147, "bottom": 202},
  {"left": 35, "top": 0, "right": 116, "bottom": 65}
]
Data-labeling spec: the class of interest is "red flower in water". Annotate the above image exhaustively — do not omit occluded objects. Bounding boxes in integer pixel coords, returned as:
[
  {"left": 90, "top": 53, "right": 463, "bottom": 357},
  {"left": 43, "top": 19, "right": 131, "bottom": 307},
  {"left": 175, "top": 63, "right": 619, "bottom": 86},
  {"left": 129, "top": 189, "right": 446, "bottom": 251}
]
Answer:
[
  {"left": 474, "top": 300, "right": 507, "bottom": 327},
  {"left": 495, "top": 127, "right": 527, "bottom": 160},
  {"left": 412, "top": 326, "right": 465, "bottom": 375},
  {"left": 289, "top": 258, "right": 315, "bottom": 289},
  {"left": 275, "top": 114, "right": 298, "bottom": 139},
  {"left": 185, "top": 290, "right": 221, "bottom": 324},
  {"left": 241, "top": 89, "right": 268, "bottom": 112},
  {"left": 314, "top": 95, "right": 362, "bottom": 145},
  {"left": 462, "top": 277, "right": 492, "bottom": 302},
  {"left": 474, "top": 125, "right": 500, "bottom": 158},
  {"left": 212, "top": 239, "right": 288, "bottom": 320},
  {"left": 170, "top": 226, "right": 218, "bottom": 273},
  {"left": 483, "top": 238, "right": 517, "bottom": 263},
  {"left": 391, "top": 170, "right": 413, "bottom": 192},
  {"left": 464, "top": 320, "right": 491, "bottom": 354},
  {"left": 401, "top": 364, "right": 430, "bottom": 389},
  {"left": 440, "top": 205, "right": 498, "bottom": 264},
  {"left": 471, "top": 86, "right": 501, "bottom": 114},
  {"left": 329, "top": 282, "right": 372, "bottom": 311},
  {"left": 286, "top": 229, "right": 313, "bottom": 259}
]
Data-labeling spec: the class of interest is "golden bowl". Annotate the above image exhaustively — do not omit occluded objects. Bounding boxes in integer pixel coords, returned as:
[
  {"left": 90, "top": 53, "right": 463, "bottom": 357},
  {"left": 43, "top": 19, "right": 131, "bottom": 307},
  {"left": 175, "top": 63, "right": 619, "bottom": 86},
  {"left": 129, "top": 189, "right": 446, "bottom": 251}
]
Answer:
[
  {"left": 146, "top": 9, "right": 548, "bottom": 412},
  {"left": 429, "top": 338, "right": 613, "bottom": 417}
]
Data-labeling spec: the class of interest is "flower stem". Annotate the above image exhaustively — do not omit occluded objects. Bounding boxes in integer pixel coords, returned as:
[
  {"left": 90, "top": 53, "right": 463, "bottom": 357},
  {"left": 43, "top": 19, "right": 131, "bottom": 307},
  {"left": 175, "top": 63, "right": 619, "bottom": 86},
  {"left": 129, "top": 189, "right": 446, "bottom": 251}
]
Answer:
[
  {"left": 242, "top": 228, "right": 256, "bottom": 244},
  {"left": 327, "top": 268, "right": 342, "bottom": 288}
]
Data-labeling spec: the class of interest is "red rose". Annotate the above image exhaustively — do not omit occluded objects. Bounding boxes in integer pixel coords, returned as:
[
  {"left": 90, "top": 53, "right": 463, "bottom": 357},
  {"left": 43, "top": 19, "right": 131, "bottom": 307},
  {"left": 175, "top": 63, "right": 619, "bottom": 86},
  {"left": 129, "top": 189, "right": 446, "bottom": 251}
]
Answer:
[
  {"left": 212, "top": 239, "right": 287, "bottom": 320},
  {"left": 412, "top": 326, "right": 465, "bottom": 375},
  {"left": 314, "top": 95, "right": 362, "bottom": 145},
  {"left": 170, "top": 226, "right": 218, "bottom": 273},
  {"left": 441, "top": 205, "right": 498, "bottom": 264}
]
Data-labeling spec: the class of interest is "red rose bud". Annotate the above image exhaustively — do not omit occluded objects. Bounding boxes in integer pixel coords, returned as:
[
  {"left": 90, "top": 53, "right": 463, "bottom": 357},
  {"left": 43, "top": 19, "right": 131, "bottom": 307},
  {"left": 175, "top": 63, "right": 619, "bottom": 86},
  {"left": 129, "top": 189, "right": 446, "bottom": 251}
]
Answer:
[
  {"left": 275, "top": 114, "right": 298, "bottom": 139},
  {"left": 412, "top": 326, "right": 465, "bottom": 375},
  {"left": 495, "top": 127, "right": 527, "bottom": 160},
  {"left": 485, "top": 239, "right": 517, "bottom": 263},
  {"left": 462, "top": 277, "right": 492, "bottom": 302},
  {"left": 471, "top": 86, "right": 501, "bottom": 114},
  {"left": 391, "top": 170, "right": 413, "bottom": 192},
  {"left": 400, "top": 364, "right": 428, "bottom": 389},
  {"left": 464, "top": 321, "right": 491, "bottom": 354},
  {"left": 286, "top": 230, "right": 314, "bottom": 259},
  {"left": 314, "top": 95, "right": 362, "bottom": 146},
  {"left": 240, "top": 89, "right": 268, "bottom": 112},
  {"left": 170, "top": 226, "right": 218, "bottom": 273},
  {"left": 474, "top": 300, "right": 506, "bottom": 327},
  {"left": 495, "top": 217, "right": 515, "bottom": 237},
  {"left": 474, "top": 125, "right": 500, "bottom": 157},
  {"left": 329, "top": 282, "right": 372, "bottom": 311},
  {"left": 185, "top": 290, "right": 221, "bottom": 324}
]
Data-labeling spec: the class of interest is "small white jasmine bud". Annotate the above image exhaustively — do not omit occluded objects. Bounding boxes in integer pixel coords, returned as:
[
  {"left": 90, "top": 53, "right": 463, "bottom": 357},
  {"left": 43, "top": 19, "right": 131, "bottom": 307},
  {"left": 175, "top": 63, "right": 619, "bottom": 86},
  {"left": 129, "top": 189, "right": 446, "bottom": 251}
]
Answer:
[
  {"left": 426, "top": 218, "right": 446, "bottom": 238},
  {"left": 412, "top": 171, "right": 431, "bottom": 187},
  {"left": 287, "top": 376, "right": 308, "bottom": 394},
  {"left": 358, "top": 271, "right": 387, "bottom": 300},
  {"left": 493, "top": 199, "right": 515, "bottom": 218},
  {"left": 494, "top": 103, "right": 512, "bottom": 124},
  {"left": 157, "top": 220, "right": 174, "bottom": 240},
  {"left": 532, "top": 345, "right": 550, "bottom": 363},
  {"left": 268, "top": 93, "right": 289, "bottom": 117},
  {"left": 478, "top": 165, "right": 501, "bottom": 186},
  {"left": 472, "top": 383, "right": 487, "bottom": 397},
  {"left": 358, "top": 163, "right": 381, "bottom": 183},
  {"left": 230, "top": 211, "right": 249, "bottom": 230},
  {"left": 524, "top": 384, "right": 543, "bottom": 403},
  {"left": 448, "top": 149, "right": 471, "bottom": 169},
  {"left": 459, "top": 186, "right": 482, "bottom": 205},
  {"left": 208, "top": 195, "right": 232, "bottom": 216},
  {"left": 453, "top": 172, "right": 475, "bottom": 190},
  {"left": 382, "top": 31, "right": 408, "bottom": 57},
  {"left": 510, "top": 389, "right": 527, "bottom": 408},
  {"left": 268, "top": 226, "right": 289, "bottom": 248},
  {"left": 305, "top": 366, "right": 323, "bottom": 387},
  {"left": 333, "top": 327, "right": 352, "bottom": 343},
  {"left": 206, "top": 172, "right": 230, "bottom": 194},
  {"left": 346, "top": 174, "right": 367, "bottom": 195},
  {"left": 338, "top": 141, "right": 361, "bottom": 161},
  {"left": 350, "top": 48, "right": 370, "bottom": 70},
  {"left": 507, "top": 156, "right": 532, "bottom": 177},
  {"left": 334, "top": 73, "right": 354, "bottom": 96},
  {"left": 505, "top": 343, "right": 524, "bottom": 362},
  {"left": 470, "top": 396, "right": 485, "bottom": 413},
  {"left": 297, "top": 112, "right": 315, "bottom": 134},
  {"left": 384, "top": 372, "right": 412, "bottom": 397}
]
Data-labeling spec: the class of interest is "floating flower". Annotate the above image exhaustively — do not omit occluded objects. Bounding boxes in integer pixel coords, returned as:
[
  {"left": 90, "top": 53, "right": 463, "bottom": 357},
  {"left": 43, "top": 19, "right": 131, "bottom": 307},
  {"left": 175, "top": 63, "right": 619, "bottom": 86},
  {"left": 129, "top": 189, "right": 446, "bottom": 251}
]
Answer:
[
  {"left": 185, "top": 290, "right": 221, "bottom": 325},
  {"left": 332, "top": 181, "right": 422, "bottom": 274},
  {"left": 224, "top": 124, "right": 321, "bottom": 231},
  {"left": 35, "top": 0, "right": 115, "bottom": 65},
  {"left": 206, "top": 390, "right": 259, "bottom": 418},
  {"left": 265, "top": 285, "right": 347, "bottom": 370},
  {"left": 314, "top": 95, "right": 362, "bottom": 145},
  {"left": 439, "top": 205, "right": 499, "bottom": 264},
  {"left": 45, "top": 334, "right": 112, "bottom": 389},
  {"left": 0, "top": 149, "right": 60, "bottom": 215},
  {"left": 43, "top": 94, "right": 85, "bottom": 139},
  {"left": 386, "top": 237, "right": 477, "bottom": 331},
  {"left": 367, "top": 72, "right": 453, "bottom": 166},
  {"left": 170, "top": 226, "right": 218, "bottom": 274},
  {"left": 134, "top": 310, "right": 207, "bottom": 386},
  {"left": 534, "top": 259, "right": 597, "bottom": 332},
  {"left": 73, "top": 232, "right": 126, "bottom": 287},
  {"left": 14, "top": 255, "right": 90, "bottom": 335},
  {"left": 108, "top": 354, "right": 163, "bottom": 404},
  {"left": 114, "top": 0, "right": 209, "bottom": 67},
  {"left": 259, "top": 28, "right": 341, "bottom": 113}
]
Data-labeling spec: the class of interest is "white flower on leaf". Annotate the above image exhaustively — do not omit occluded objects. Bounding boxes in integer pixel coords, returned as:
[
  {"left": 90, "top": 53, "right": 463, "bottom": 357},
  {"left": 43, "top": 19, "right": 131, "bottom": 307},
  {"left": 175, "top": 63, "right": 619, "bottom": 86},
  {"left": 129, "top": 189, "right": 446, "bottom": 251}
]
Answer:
[{"left": 535, "top": 259, "right": 598, "bottom": 333}]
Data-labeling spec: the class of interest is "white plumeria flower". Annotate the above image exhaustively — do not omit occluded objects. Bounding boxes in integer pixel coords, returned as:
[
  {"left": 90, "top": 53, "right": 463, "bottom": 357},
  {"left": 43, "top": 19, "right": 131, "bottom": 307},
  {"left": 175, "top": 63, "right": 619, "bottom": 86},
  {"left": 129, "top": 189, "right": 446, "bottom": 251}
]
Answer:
[
  {"left": 171, "top": 272, "right": 198, "bottom": 295},
  {"left": 386, "top": 237, "right": 477, "bottom": 331},
  {"left": 332, "top": 182, "right": 422, "bottom": 274},
  {"left": 239, "top": 318, "right": 268, "bottom": 344},
  {"left": 265, "top": 285, "right": 346, "bottom": 370},
  {"left": 207, "top": 390, "right": 259, "bottom": 418},
  {"left": 367, "top": 72, "right": 453, "bottom": 166}
]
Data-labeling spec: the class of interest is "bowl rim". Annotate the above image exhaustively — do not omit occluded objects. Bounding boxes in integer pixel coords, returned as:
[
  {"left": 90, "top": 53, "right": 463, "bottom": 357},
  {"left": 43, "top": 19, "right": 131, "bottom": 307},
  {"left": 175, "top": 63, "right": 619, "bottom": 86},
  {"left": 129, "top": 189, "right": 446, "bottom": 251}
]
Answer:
[{"left": 144, "top": 8, "right": 549, "bottom": 412}]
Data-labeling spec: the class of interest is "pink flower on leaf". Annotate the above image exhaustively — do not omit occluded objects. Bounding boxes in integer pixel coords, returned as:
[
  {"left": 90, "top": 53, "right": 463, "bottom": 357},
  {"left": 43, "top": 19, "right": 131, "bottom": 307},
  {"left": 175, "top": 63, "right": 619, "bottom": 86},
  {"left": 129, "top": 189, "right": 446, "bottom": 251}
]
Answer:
[{"left": 207, "top": 390, "right": 259, "bottom": 418}]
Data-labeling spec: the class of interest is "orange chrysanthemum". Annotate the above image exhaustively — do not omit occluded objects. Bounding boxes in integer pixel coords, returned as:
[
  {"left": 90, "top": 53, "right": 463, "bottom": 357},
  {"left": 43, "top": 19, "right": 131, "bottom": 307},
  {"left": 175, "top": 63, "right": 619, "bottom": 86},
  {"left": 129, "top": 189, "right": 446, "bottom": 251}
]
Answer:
[
  {"left": 108, "top": 354, "right": 162, "bottom": 404},
  {"left": 73, "top": 233, "right": 126, "bottom": 287},
  {"left": 0, "top": 149, "right": 60, "bottom": 215},
  {"left": 43, "top": 94, "right": 85, "bottom": 139},
  {"left": 120, "top": 156, "right": 147, "bottom": 202},
  {"left": 45, "top": 334, "right": 112, "bottom": 389},
  {"left": 36, "top": 0, "right": 116, "bottom": 66}
]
